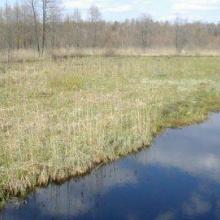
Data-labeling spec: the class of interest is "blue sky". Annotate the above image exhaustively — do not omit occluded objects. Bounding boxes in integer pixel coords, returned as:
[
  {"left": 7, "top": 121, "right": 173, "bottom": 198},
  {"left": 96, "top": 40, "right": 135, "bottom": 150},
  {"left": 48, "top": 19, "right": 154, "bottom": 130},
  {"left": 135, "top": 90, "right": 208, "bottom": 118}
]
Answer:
[{"left": 2, "top": 0, "right": 220, "bottom": 23}]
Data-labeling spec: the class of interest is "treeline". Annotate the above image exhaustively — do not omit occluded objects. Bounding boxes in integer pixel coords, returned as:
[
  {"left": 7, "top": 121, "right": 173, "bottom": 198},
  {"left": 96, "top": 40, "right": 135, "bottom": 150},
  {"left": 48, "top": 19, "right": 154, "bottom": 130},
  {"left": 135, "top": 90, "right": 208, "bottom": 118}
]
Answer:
[{"left": 1, "top": 0, "right": 220, "bottom": 57}]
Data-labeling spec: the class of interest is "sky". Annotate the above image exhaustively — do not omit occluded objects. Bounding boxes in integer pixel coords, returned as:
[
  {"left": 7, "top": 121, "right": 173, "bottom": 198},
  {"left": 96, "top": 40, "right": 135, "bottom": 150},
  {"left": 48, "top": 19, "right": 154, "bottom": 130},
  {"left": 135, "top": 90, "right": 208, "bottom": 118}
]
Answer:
[{"left": 2, "top": 0, "right": 220, "bottom": 23}]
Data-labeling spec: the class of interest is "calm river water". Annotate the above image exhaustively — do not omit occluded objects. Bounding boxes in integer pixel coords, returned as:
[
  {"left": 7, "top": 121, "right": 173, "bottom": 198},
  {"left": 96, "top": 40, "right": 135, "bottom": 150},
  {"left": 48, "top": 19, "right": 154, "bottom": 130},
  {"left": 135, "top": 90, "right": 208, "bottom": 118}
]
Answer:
[{"left": 1, "top": 113, "right": 220, "bottom": 220}]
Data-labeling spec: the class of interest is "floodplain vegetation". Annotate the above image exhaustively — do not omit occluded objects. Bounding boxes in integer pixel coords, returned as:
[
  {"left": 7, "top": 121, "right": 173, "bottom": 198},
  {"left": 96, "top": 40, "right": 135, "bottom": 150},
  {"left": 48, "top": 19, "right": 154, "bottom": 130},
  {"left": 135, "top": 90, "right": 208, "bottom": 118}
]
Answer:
[{"left": 0, "top": 55, "right": 220, "bottom": 207}]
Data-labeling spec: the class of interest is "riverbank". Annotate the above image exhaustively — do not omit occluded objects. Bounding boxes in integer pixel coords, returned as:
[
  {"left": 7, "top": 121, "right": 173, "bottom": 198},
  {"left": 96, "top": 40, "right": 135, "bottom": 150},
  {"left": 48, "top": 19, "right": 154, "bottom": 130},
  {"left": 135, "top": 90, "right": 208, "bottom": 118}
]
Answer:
[{"left": 1, "top": 56, "right": 220, "bottom": 208}]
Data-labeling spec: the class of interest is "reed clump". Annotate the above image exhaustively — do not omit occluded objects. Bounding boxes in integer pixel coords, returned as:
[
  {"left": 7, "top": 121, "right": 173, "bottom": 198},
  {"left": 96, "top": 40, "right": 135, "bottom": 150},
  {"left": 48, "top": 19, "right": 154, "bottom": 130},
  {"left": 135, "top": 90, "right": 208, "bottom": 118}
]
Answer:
[{"left": 0, "top": 56, "right": 220, "bottom": 206}]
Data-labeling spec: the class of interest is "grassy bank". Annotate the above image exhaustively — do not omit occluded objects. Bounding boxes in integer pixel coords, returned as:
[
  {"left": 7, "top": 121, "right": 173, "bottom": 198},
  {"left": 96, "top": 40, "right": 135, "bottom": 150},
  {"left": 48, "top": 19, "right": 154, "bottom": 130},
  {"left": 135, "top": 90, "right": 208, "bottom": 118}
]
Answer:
[
  {"left": 2, "top": 48, "right": 220, "bottom": 63},
  {"left": 0, "top": 56, "right": 220, "bottom": 206}
]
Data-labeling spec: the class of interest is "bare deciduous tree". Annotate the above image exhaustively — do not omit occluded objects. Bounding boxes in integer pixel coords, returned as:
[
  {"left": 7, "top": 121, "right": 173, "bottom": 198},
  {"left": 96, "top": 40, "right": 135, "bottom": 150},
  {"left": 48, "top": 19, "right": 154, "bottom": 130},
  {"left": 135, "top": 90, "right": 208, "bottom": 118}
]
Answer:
[
  {"left": 72, "top": 8, "right": 82, "bottom": 48},
  {"left": 139, "top": 14, "right": 153, "bottom": 48},
  {"left": 88, "top": 6, "right": 101, "bottom": 48},
  {"left": 175, "top": 17, "right": 187, "bottom": 53},
  {"left": 0, "top": 1, "right": 220, "bottom": 57},
  {"left": 28, "top": 0, "right": 40, "bottom": 54},
  {"left": 5, "top": 0, "right": 13, "bottom": 63}
]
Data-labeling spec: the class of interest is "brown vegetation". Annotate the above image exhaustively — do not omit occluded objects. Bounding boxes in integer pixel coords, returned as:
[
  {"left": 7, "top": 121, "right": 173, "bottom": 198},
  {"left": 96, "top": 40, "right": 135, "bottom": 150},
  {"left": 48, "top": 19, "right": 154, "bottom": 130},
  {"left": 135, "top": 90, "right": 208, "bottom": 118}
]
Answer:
[{"left": 1, "top": 1, "right": 220, "bottom": 62}]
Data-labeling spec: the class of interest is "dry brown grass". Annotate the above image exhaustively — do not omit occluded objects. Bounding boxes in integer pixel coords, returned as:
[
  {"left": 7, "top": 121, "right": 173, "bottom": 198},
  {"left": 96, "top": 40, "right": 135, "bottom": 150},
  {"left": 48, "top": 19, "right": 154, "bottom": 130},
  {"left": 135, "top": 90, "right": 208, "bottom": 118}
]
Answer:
[
  {"left": 0, "top": 56, "right": 220, "bottom": 207},
  {"left": 1, "top": 48, "right": 220, "bottom": 64}
]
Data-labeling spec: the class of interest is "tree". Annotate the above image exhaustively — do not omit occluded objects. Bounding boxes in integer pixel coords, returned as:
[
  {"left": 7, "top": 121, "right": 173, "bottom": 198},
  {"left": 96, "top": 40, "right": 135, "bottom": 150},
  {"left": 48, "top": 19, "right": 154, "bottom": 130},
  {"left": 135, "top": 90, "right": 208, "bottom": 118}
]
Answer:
[
  {"left": 88, "top": 6, "right": 101, "bottom": 48},
  {"left": 4, "top": 0, "right": 13, "bottom": 63},
  {"left": 139, "top": 14, "right": 153, "bottom": 48},
  {"left": 28, "top": 0, "right": 40, "bottom": 54},
  {"left": 72, "top": 8, "right": 82, "bottom": 48},
  {"left": 14, "top": 2, "right": 22, "bottom": 50},
  {"left": 175, "top": 17, "right": 187, "bottom": 53},
  {"left": 41, "top": 0, "right": 61, "bottom": 54},
  {"left": 41, "top": 0, "right": 48, "bottom": 54},
  {"left": 0, "top": 2, "right": 220, "bottom": 55}
]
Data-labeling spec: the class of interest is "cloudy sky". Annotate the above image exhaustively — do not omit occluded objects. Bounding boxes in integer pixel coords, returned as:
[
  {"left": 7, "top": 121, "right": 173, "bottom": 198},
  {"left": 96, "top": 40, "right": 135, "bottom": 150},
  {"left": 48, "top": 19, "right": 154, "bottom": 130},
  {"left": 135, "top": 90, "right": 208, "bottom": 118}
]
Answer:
[{"left": 2, "top": 0, "right": 220, "bottom": 22}]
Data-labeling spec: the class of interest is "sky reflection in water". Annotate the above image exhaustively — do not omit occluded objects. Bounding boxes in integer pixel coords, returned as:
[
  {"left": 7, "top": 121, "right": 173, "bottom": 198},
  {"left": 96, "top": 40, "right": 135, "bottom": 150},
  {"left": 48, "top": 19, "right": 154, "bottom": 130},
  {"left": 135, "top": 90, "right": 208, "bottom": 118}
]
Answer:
[{"left": 1, "top": 113, "right": 220, "bottom": 220}]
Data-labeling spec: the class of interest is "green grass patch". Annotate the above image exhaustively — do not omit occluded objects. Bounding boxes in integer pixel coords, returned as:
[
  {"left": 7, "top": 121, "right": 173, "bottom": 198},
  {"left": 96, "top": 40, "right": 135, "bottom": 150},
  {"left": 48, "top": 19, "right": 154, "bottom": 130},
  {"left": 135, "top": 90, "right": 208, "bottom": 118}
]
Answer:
[{"left": 48, "top": 73, "right": 84, "bottom": 91}]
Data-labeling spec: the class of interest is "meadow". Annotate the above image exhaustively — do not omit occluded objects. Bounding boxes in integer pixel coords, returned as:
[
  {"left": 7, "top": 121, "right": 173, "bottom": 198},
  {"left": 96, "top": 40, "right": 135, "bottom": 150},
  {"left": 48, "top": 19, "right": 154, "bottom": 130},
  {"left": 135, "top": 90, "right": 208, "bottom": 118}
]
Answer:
[{"left": 0, "top": 56, "right": 220, "bottom": 206}]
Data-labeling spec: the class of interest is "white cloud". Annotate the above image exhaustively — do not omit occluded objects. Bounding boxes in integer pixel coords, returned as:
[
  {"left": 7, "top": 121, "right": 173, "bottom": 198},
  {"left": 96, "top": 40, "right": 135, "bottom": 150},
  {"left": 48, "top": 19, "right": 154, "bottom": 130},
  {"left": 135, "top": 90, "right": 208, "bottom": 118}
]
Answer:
[
  {"left": 182, "top": 194, "right": 211, "bottom": 216},
  {"left": 170, "top": 0, "right": 220, "bottom": 20},
  {"left": 137, "top": 113, "right": 220, "bottom": 183},
  {"left": 64, "top": 0, "right": 111, "bottom": 10},
  {"left": 172, "top": 0, "right": 220, "bottom": 12},
  {"left": 63, "top": 0, "right": 150, "bottom": 13}
]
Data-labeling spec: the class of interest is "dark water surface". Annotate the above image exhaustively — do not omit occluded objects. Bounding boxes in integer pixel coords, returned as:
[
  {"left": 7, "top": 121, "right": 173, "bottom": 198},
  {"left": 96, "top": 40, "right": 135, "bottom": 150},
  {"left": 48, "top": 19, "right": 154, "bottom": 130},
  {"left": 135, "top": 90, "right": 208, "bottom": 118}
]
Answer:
[{"left": 1, "top": 113, "right": 220, "bottom": 220}]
